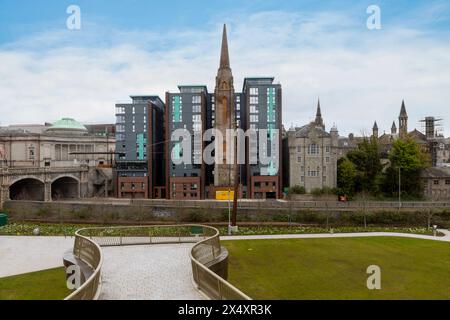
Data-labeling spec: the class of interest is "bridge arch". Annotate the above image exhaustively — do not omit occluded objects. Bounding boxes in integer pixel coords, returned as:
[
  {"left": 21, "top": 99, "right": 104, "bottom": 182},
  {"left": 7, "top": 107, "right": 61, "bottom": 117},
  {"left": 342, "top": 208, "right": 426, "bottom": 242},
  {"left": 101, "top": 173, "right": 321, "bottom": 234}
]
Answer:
[
  {"left": 9, "top": 178, "right": 45, "bottom": 201},
  {"left": 51, "top": 176, "right": 80, "bottom": 200}
]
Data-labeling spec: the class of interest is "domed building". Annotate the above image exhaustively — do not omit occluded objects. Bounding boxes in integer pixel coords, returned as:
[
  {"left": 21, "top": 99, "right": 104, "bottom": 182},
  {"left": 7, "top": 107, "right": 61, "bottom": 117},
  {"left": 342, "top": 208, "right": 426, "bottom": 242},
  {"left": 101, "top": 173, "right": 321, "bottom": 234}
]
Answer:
[
  {"left": 0, "top": 117, "right": 115, "bottom": 205},
  {"left": 46, "top": 118, "right": 89, "bottom": 135}
]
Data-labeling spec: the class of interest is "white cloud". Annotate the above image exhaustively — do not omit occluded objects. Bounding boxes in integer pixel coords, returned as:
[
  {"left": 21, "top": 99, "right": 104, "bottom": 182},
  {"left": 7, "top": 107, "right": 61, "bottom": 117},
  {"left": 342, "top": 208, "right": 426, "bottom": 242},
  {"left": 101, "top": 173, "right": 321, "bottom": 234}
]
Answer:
[{"left": 0, "top": 10, "right": 450, "bottom": 137}]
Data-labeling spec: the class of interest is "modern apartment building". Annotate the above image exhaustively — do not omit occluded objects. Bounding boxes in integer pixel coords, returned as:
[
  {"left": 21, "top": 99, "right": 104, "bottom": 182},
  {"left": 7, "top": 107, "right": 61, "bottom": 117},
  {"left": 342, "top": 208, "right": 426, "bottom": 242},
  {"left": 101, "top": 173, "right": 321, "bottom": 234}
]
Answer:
[
  {"left": 115, "top": 96, "right": 165, "bottom": 199},
  {"left": 165, "top": 86, "right": 208, "bottom": 199}
]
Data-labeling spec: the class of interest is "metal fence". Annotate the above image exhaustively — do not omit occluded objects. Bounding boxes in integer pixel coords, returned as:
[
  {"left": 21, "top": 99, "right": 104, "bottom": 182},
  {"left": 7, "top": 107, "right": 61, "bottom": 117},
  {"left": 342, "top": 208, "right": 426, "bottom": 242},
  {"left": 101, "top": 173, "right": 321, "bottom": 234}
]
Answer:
[
  {"left": 64, "top": 229, "right": 103, "bottom": 300},
  {"left": 64, "top": 224, "right": 250, "bottom": 300}
]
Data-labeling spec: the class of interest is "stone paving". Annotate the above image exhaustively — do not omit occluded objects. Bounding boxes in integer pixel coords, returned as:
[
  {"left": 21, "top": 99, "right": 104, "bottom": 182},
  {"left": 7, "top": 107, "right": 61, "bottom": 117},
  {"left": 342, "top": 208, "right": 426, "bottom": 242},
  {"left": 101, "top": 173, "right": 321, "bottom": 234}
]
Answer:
[
  {"left": 0, "top": 236, "right": 74, "bottom": 278},
  {"left": 99, "top": 243, "right": 204, "bottom": 300}
]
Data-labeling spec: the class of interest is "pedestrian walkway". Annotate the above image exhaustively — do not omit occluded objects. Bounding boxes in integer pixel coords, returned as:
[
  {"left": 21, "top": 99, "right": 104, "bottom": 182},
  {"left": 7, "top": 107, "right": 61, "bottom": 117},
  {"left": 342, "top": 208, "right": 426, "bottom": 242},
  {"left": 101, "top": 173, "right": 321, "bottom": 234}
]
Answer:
[
  {"left": 0, "top": 236, "right": 74, "bottom": 278},
  {"left": 99, "top": 243, "right": 204, "bottom": 300},
  {"left": 221, "top": 229, "right": 450, "bottom": 242}
]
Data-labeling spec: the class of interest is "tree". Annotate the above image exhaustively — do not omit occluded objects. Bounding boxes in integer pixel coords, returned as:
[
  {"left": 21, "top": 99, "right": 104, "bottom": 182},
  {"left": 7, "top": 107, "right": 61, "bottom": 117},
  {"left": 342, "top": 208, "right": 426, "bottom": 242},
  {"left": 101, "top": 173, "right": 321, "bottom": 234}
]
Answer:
[
  {"left": 346, "top": 137, "right": 383, "bottom": 195},
  {"left": 382, "top": 138, "right": 429, "bottom": 198},
  {"left": 337, "top": 158, "right": 357, "bottom": 196}
]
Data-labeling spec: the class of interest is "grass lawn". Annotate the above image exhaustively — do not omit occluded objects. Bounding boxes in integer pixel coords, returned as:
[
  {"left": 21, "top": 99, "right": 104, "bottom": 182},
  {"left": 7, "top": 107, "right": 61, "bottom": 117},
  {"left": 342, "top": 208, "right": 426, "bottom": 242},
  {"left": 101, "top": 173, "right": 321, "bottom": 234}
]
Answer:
[
  {"left": 224, "top": 237, "right": 450, "bottom": 300},
  {"left": 0, "top": 267, "right": 71, "bottom": 300}
]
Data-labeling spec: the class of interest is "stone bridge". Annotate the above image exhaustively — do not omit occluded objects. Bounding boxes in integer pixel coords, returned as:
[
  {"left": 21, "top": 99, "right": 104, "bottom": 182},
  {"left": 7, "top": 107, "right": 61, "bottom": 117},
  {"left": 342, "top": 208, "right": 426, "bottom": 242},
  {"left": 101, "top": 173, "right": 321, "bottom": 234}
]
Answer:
[{"left": 0, "top": 166, "right": 89, "bottom": 208}]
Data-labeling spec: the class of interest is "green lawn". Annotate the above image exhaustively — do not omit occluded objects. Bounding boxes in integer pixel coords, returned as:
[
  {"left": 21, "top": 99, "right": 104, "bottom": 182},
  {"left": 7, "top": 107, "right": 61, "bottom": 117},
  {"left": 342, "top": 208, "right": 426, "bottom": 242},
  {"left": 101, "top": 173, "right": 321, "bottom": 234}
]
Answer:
[
  {"left": 0, "top": 267, "right": 71, "bottom": 300},
  {"left": 224, "top": 237, "right": 450, "bottom": 300}
]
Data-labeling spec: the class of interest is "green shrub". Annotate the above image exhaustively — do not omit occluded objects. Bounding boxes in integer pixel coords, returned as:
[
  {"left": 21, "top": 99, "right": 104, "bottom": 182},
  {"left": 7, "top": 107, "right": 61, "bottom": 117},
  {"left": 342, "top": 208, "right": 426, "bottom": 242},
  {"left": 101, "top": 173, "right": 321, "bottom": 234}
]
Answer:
[{"left": 289, "top": 186, "right": 306, "bottom": 195}]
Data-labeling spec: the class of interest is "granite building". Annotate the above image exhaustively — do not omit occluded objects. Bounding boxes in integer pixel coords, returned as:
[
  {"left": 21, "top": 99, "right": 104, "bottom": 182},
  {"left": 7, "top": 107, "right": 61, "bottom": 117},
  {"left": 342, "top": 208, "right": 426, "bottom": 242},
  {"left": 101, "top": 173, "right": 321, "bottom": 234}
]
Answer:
[{"left": 287, "top": 102, "right": 339, "bottom": 192}]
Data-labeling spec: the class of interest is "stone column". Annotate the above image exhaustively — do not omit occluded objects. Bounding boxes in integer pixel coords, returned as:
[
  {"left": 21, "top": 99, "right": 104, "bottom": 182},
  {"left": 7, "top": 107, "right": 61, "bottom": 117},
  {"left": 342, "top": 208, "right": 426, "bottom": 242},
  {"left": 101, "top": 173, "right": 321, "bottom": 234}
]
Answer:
[
  {"left": 0, "top": 186, "right": 9, "bottom": 210},
  {"left": 44, "top": 181, "right": 52, "bottom": 202}
]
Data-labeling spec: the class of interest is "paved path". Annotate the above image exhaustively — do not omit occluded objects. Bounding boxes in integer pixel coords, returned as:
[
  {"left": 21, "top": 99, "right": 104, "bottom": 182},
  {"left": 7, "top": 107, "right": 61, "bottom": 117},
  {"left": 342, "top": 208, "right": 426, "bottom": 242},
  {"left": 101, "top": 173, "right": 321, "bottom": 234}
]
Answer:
[
  {"left": 222, "top": 229, "right": 450, "bottom": 242},
  {"left": 0, "top": 236, "right": 74, "bottom": 278},
  {"left": 99, "top": 243, "right": 204, "bottom": 300}
]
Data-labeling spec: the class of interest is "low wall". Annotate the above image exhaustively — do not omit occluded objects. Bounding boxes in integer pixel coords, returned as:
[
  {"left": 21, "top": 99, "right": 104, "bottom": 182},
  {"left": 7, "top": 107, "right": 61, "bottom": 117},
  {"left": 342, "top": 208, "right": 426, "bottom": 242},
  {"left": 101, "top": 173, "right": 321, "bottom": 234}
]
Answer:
[{"left": 3, "top": 200, "right": 450, "bottom": 228}]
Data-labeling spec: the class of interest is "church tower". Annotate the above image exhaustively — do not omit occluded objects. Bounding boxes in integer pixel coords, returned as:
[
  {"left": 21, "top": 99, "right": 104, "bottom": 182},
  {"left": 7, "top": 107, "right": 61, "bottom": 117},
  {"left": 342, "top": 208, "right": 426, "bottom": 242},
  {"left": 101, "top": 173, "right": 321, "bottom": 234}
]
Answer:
[
  {"left": 372, "top": 121, "right": 379, "bottom": 138},
  {"left": 399, "top": 100, "right": 408, "bottom": 138},
  {"left": 214, "top": 24, "right": 236, "bottom": 187}
]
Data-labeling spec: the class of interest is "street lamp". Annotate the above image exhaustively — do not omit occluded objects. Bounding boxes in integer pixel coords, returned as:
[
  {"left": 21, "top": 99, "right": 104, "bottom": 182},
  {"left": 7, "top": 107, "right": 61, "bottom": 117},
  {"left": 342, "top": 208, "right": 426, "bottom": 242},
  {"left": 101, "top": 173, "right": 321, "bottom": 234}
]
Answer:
[{"left": 398, "top": 166, "right": 402, "bottom": 211}]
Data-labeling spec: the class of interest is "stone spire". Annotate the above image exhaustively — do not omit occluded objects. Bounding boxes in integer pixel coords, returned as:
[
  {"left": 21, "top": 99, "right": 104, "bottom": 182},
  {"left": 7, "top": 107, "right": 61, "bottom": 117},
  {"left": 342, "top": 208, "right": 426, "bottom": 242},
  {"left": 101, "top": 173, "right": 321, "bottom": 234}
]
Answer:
[
  {"left": 214, "top": 24, "right": 235, "bottom": 187},
  {"left": 219, "top": 24, "right": 230, "bottom": 70},
  {"left": 315, "top": 99, "right": 324, "bottom": 128},
  {"left": 400, "top": 100, "right": 408, "bottom": 118},
  {"left": 391, "top": 121, "right": 397, "bottom": 134},
  {"left": 399, "top": 100, "right": 408, "bottom": 138}
]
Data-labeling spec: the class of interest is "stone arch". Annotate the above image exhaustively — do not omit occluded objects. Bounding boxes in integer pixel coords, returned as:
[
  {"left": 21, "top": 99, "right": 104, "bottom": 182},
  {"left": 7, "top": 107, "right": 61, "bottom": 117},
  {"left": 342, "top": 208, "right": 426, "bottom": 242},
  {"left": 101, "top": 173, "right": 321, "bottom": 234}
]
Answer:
[
  {"left": 51, "top": 176, "right": 80, "bottom": 200},
  {"left": 9, "top": 178, "right": 45, "bottom": 201}
]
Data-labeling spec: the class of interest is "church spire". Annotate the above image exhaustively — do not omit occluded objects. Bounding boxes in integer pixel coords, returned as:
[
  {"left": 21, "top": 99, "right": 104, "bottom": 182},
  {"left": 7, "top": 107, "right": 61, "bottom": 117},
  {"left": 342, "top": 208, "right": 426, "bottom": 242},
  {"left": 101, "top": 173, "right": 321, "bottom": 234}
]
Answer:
[
  {"left": 219, "top": 24, "right": 230, "bottom": 70},
  {"left": 315, "top": 99, "right": 324, "bottom": 128},
  {"left": 399, "top": 99, "right": 408, "bottom": 138}
]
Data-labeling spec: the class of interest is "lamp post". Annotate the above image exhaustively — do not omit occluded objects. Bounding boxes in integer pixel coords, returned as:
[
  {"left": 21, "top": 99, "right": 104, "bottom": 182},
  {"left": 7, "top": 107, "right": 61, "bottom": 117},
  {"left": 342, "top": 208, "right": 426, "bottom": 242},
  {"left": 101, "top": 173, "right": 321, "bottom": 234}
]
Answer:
[{"left": 398, "top": 166, "right": 402, "bottom": 211}]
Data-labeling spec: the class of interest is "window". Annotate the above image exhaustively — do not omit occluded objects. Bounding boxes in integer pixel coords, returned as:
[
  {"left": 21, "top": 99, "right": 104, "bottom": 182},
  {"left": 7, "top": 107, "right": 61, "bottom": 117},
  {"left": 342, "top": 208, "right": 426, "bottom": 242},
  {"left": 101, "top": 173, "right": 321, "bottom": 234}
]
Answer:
[
  {"left": 326, "top": 157, "right": 330, "bottom": 163},
  {"left": 28, "top": 147, "right": 35, "bottom": 160},
  {"left": 297, "top": 157, "right": 302, "bottom": 163},
  {"left": 116, "top": 106, "right": 125, "bottom": 114},
  {"left": 326, "top": 146, "right": 330, "bottom": 153},
  {"left": 116, "top": 124, "right": 125, "bottom": 132},
  {"left": 446, "top": 180, "right": 450, "bottom": 185},
  {"left": 192, "top": 105, "right": 201, "bottom": 113},
  {"left": 192, "top": 114, "right": 201, "bottom": 123},
  {"left": 132, "top": 107, "right": 135, "bottom": 114},
  {"left": 250, "top": 115, "right": 259, "bottom": 123},
  {"left": 308, "top": 144, "right": 319, "bottom": 155},
  {"left": 250, "top": 88, "right": 258, "bottom": 96},
  {"left": 250, "top": 105, "right": 259, "bottom": 114},
  {"left": 297, "top": 146, "right": 301, "bottom": 153},
  {"left": 434, "top": 180, "right": 440, "bottom": 185},
  {"left": 250, "top": 96, "right": 258, "bottom": 104},
  {"left": 236, "top": 96, "right": 240, "bottom": 102},
  {"left": 116, "top": 115, "right": 125, "bottom": 123},
  {"left": 192, "top": 96, "right": 201, "bottom": 104},
  {"left": 236, "top": 103, "right": 240, "bottom": 111},
  {"left": 172, "top": 96, "right": 182, "bottom": 122}
]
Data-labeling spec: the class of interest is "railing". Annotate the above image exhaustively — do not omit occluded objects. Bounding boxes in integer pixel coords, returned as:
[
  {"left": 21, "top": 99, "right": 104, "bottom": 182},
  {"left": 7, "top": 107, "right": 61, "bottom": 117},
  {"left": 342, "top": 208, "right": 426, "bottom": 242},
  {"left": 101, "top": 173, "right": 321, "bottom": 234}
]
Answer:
[
  {"left": 64, "top": 229, "right": 103, "bottom": 300},
  {"left": 64, "top": 225, "right": 250, "bottom": 300}
]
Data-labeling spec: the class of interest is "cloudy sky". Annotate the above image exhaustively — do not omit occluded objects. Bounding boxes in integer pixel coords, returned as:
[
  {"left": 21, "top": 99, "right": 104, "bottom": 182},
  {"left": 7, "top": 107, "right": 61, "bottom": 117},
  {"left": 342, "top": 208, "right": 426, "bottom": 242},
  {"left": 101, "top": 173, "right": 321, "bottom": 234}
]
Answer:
[{"left": 0, "top": 0, "right": 450, "bottom": 136}]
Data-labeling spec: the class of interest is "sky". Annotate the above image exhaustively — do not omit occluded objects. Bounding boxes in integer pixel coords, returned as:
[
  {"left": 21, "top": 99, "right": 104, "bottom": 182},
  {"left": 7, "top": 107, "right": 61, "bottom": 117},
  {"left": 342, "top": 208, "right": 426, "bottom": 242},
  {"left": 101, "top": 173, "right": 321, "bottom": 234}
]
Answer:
[{"left": 0, "top": 0, "right": 450, "bottom": 136}]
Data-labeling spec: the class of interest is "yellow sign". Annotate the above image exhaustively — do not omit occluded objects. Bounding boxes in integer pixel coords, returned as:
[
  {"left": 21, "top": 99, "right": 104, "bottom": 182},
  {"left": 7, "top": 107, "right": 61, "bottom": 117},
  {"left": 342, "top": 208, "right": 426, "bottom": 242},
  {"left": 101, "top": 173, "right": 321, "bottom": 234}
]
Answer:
[{"left": 216, "top": 191, "right": 234, "bottom": 200}]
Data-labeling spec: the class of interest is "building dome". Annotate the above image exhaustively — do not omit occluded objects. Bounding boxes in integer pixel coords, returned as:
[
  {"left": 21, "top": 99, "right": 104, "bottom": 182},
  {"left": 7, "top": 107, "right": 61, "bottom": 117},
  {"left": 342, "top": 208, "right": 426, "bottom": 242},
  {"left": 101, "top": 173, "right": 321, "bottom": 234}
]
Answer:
[{"left": 46, "top": 118, "right": 88, "bottom": 134}]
